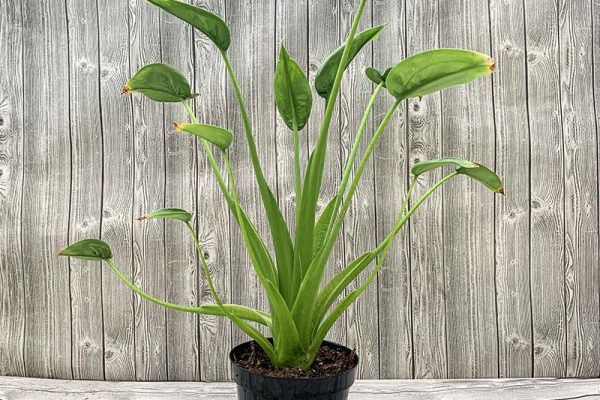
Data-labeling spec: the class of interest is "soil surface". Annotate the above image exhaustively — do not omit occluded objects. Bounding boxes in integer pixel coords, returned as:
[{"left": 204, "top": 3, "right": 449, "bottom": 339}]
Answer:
[{"left": 233, "top": 342, "right": 358, "bottom": 379}]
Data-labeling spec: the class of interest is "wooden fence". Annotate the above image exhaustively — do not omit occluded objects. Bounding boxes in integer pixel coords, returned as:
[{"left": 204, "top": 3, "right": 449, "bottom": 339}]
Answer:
[{"left": 0, "top": 0, "right": 599, "bottom": 381}]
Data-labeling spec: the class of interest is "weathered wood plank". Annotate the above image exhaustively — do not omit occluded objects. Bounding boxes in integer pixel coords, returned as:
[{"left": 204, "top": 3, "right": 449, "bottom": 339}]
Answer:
[
  {"left": 1, "top": 377, "right": 600, "bottom": 400},
  {"left": 66, "top": 0, "right": 105, "bottom": 380},
  {"left": 307, "top": 0, "right": 346, "bottom": 348},
  {"left": 439, "top": 0, "right": 498, "bottom": 378},
  {"left": 489, "top": 0, "right": 532, "bottom": 378},
  {"left": 404, "top": 0, "right": 446, "bottom": 379},
  {"left": 523, "top": 0, "right": 566, "bottom": 378},
  {"left": 341, "top": 0, "right": 379, "bottom": 380},
  {"left": 0, "top": 0, "right": 25, "bottom": 377},
  {"left": 21, "top": 0, "right": 73, "bottom": 379},
  {"left": 159, "top": 3, "right": 199, "bottom": 381},
  {"left": 129, "top": 0, "right": 167, "bottom": 380},
  {"left": 191, "top": 0, "right": 232, "bottom": 382},
  {"left": 372, "top": 0, "right": 412, "bottom": 380},
  {"left": 226, "top": 0, "right": 276, "bottom": 346},
  {"left": 97, "top": 0, "right": 136, "bottom": 381},
  {"left": 558, "top": 0, "right": 600, "bottom": 378}
]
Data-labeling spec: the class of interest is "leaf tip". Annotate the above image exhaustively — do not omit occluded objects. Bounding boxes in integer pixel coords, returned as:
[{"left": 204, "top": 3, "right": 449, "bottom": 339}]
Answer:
[
  {"left": 173, "top": 122, "right": 183, "bottom": 132},
  {"left": 135, "top": 215, "right": 148, "bottom": 221},
  {"left": 121, "top": 84, "right": 131, "bottom": 94},
  {"left": 497, "top": 187, "right": 505, "bottom": 195},
  {"left": 488, "top": 57, "right": 496, "bottom": 72}
]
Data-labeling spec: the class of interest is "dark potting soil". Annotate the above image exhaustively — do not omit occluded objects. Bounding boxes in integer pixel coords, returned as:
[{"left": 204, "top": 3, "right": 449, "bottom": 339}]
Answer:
[{"left": 233, "top": 341, "right": 358, "bottom": 379}]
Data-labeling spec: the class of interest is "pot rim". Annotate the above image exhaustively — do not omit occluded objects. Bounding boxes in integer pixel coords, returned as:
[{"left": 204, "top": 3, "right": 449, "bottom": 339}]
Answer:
[{"left": 229, "top": 339, "right": 359, "bottom": 381}]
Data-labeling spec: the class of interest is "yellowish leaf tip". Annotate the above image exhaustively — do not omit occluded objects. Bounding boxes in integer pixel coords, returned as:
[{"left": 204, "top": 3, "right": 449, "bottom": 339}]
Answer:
[
  {"left": 173, "top": 122, "right": 183, "bottom": 132},
  {"left": 488, "top": 57, "right": 496, "bottom": 72},
  {"left": 497, "top": 187, "right": 504, "bottom": 195},
  {"left": 121, "top": 84, "right": 131, "bottom": 94},
  {"left": 135, "top": 216, "right": 148, "bottom": 221}
]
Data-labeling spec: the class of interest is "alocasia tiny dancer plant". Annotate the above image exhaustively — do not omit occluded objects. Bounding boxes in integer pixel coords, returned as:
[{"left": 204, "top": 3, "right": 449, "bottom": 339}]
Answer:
[{"left": 60, "top": 0, "right": 502, "bottom": 370}]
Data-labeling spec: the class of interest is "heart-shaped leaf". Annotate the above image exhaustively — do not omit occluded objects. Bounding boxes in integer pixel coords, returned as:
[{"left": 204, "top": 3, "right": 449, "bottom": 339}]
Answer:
[
  {"left": 146, "top": 0, "right": 230, "bottom": 51},
  {"left": 174, "top": 123, "right": 233, "bottom": 150},
  {"left": 58, "top": 239, "right": 112, "bottom": 261},
  {"left": 412, "top": 157, "right": 503, "bottom": 193},
  {"left": 315, "top": 25, "right": 385, "bottom": 99},
  {"left": 136, "top": 208, "right": 192, "bottom": 222},
  {"left": 123, "top": 63, "right": 197, "bottom": 103},
  {"left": 385, "top": 49, "right": 494, "bottom": 100},
  {"left": 274, "top": 46, "right": 313, "bottom": 131}
]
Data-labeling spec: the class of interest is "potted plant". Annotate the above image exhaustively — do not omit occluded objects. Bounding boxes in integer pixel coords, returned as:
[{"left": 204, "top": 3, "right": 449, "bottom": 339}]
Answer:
[{"left": 59, "top": 0, "right": 501, "bottom": 398}]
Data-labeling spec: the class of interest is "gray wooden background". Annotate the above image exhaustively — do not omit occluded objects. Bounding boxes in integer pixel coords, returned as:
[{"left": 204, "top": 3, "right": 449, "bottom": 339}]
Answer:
[{"left": 1, "top": 0, "right": 599, "bottom": 382}]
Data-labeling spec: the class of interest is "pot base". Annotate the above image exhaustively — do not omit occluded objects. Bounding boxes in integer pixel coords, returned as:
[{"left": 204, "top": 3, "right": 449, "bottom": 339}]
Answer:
[{"left": 230, "top": 340, "right": 358, "bottom": 400}]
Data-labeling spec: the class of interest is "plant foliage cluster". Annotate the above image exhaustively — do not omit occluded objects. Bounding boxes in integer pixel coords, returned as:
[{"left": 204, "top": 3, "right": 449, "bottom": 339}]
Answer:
[{"left": 60, "top": 0, "right": 501, "bottom": 369}]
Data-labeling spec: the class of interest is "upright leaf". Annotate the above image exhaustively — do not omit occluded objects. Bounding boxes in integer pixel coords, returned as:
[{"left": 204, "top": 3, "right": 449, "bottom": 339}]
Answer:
[
  {"left": 123, "top": 63, "right": 197, "bottom": 103},
  {"left": 315, "top": 25, "right": 385, "bottom": 99},
  {"left": 136, "top": 207, "right": 192, "bottom": 222},
  {"left": 274, "top": 46, "right": 313, "bottom": 131},
  {"left": 312, "top": 196, "right": 338, "bottom": 257},
  {"left": 146, "top": 0, "right": 230, "bottom": 51},
  {"left": 59, "top": 239, "right": 112, "bottom": 261},
  {"left": 174, "top": 123, "right": 233, "bottom": 150},
  {"left": 385, "top": 48, "right": 494, "bottom": 100}
]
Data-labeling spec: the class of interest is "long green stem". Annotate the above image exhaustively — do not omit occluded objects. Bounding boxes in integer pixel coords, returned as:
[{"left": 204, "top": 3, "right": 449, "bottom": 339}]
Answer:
[
  {"left": 324, "top": 82, "right": 384, "bottom": 243},
  {"left": 320, "top": 99, "right": 401, "bottom": 267},
  {"left": 293, "top": 126, "right": 302, "bottom": 220},
  {"left": 185, "top": 221, "right": 225, "bottom": 307},
  {"left": 182, "top": 100, "right": 231, "bottom": 203},
  {"left": 293, "top": 0, "right": 368, "bottom": 280}
]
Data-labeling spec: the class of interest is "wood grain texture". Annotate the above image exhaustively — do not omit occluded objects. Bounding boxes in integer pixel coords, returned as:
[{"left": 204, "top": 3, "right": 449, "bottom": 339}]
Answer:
[
  {"left": 439, "top": 0, "right": 499, "bottom": 378},
  {"left": 558, "top": 0, "right": 600, "bottom": 378},
  {"left": 97, "top": 0, "right": 136, "bottom": 381},
  {"left": 21, "top": 0, "right": 73, "bottom": 379},
  {"left": 160, "top": 2, "right": 199, "bottom": 381},
  {"left": 405, "top": 0, "right": 446, "bottom": 379},
  {"left": 489, "top": 0, "right": 532, "bottom": 378},
  {"left": 1, "top": 377, "right": 600, "bottom": 400},
  {"left": 66, "top": 0, "right": 105, "bottom": 380},
  {"left": 0, "top": 0, "right": 25, "bottom": 377},
  {"left": 373, "top": 0, "right": 412, "bottom": 380},
  {"left": 129, "top": 0, "right": 168, "bottom": 381},
  {"left": 192, "top": 0, "right": 232, "bottom": 383},
  {"left": 524, "top": 0, "right": 567, "bottom": 378},
  {"left": 341, "top": 0, "right": 379, "bottom": 380}
]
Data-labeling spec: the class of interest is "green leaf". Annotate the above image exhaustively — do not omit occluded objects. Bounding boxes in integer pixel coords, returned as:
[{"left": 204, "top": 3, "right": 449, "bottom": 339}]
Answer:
[
  {"left": 312, "top": 196, "right": 337, "bottom": 257},
  {"left": 198, "top": 304, "right": 272, "bottom": 328},
  {"left": 123, "top": 63, "right": 197, "bottom": 103},
  {"left": 146, "top": 0, "right": 230, "bottom": 51},
  {"left": 315, "top": 25, "right": 385, "bottom": 99},
  {"left": 58, "top": 239, "right": 112, "bottom": 261},
  {"left": 385, "top": 48, "right": 495, "bottom": 100},
  {"left": 412, "top": 157, "right": 503, "bottom": 193},
  {"left": 365, "top": 67, "right": 383, "bottom": 85},
  {"left": 274, "top": 46, "right": 313, "bottom": 131},
  {"left": 136, "top": 207, "right": 192, "bottom": 222},
  {"left": 174, "top": 123, "right": 233, "bottom": 150},
  {"left": 458, "top": 163, "right": 504, "bottom": 194},
  {"left": 411, "top": 157, "right": 478, "bottom": 176}
]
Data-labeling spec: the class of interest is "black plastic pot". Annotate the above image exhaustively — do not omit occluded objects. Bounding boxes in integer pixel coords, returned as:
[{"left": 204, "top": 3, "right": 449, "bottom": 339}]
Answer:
[{"left": 229, "top": 340, "right": 358, "bottom": 400}]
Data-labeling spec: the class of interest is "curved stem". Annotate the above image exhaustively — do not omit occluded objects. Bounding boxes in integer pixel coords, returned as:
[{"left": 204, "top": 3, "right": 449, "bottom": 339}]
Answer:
[
  {"left": 105, "top": 259, "right": 204, "bottom": 314},
  {"left": 324, "top": 82, "right": 384, "bottom": 243}
]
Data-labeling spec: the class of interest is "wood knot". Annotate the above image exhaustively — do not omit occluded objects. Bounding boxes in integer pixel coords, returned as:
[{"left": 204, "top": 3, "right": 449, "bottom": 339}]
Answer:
[{"left": 0, "top": 116, "right": 4, "bottom": 126}]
